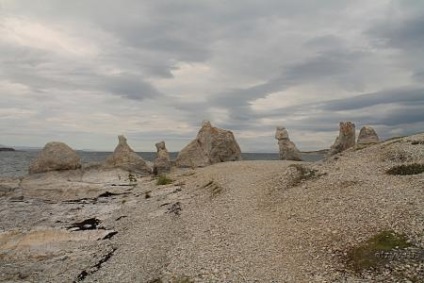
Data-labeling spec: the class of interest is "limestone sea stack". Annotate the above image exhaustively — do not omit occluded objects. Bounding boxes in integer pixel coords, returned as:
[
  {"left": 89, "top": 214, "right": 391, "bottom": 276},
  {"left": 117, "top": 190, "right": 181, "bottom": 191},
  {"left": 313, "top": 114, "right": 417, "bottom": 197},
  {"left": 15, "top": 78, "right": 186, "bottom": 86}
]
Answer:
[
  {"left": 29, "top": 142, "right": 81, "bottom": 174},
  {"left": 329, "top": 121, "right": 356, "bottom": 156},
  {"left": 275, "top": 126, "right": 302, "bottom": 161},
  {"left": 357, "top": 126, "right": 379, "bottom": 145},
  {"left": 105, "top": 135, "right": 152, "bottom": 175},
  {"left": 176, "top": 121, "right": 242, "bottom": 168},
  {"left": 153, "top": 141, "right": 171, "bottom": 175}
]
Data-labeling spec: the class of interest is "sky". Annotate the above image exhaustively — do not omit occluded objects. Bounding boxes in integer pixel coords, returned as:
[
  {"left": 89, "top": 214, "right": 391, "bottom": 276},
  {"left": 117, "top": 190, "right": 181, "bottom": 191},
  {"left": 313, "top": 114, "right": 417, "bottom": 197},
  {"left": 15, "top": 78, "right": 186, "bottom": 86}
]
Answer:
[{"left": 1, "top": 0, "right": 424, "bottom": 152}]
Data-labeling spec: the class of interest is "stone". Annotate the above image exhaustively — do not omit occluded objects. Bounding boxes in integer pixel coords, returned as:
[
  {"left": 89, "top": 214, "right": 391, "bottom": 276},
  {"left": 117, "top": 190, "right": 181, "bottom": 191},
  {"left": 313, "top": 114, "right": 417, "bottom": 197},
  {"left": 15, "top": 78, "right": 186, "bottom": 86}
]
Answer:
[
  {"left": 329, "top": 122, "right": 356, "bottom": 155},
  {"left": 29, "top": 142, "right": 81, "bottom": 174},
  {"left": 176, "top": 121, "right": 242, "bottom": 168},
  {"left": 105, "top": 135, "right": 152, "bottom": 175},
  {"left": 275, "top": 127, "right": 302, "bottom": 161},
  {"left": 153, "top": 141, "right": 171, "bottom": 175},
  {"left": 357, "top": 126, "right": 379, "bottom": 145}
]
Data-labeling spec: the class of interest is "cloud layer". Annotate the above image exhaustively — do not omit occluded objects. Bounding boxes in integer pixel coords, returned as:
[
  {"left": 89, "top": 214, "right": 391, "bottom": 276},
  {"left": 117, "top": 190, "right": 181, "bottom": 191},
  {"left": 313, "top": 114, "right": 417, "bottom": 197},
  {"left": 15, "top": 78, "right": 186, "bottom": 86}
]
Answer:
[{"left": 1, "top": 0, "right": 423, "bottom": 152}]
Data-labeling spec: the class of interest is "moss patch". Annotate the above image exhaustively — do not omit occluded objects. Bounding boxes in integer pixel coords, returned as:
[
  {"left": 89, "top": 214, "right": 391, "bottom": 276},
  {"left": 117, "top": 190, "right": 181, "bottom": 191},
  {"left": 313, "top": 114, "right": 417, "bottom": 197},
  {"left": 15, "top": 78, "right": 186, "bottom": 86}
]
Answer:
[
  {"left": 386, "top": 163, "right": 424, "bottom": 175},
  {"left": 345, "top": 230, "right": 411, "bottom": 273}
]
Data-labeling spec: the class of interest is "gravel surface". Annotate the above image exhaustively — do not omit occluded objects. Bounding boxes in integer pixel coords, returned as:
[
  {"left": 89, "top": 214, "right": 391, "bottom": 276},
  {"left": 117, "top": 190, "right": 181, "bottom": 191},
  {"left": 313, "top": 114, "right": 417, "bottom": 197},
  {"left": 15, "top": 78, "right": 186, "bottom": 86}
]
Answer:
[{"left": 1, "top": 133, "right": 424, "bottom": 282}]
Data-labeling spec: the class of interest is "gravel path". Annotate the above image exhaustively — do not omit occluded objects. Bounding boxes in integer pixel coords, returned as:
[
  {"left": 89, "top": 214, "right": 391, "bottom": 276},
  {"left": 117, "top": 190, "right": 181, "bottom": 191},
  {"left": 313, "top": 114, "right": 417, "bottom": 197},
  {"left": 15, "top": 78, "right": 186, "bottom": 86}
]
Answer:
[{"left": 2, "top": 133, "right": 424, "bottom": 282}]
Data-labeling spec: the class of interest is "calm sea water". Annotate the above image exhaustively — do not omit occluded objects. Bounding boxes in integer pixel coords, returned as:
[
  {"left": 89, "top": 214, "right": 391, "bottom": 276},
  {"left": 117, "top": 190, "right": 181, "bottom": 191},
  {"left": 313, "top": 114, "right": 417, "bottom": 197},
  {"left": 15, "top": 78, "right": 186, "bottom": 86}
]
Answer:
[{"left": 0, "top": 151, "right": 324, "bottom": 177}]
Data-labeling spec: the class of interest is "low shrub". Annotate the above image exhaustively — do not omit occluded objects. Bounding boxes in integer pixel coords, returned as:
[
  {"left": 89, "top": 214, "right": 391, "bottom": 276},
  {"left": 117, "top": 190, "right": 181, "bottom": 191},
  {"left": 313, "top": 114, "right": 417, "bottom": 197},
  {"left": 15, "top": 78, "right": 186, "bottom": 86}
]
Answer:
[{"left": 386, "top": 163, "right": 424, "bottom": 175}]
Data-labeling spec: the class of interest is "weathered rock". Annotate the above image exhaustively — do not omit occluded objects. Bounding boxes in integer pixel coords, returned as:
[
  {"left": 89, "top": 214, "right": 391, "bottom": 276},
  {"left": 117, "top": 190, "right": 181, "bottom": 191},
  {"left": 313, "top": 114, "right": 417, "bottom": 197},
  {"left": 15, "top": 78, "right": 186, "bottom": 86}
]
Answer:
[
  {"left": 176, "top": 121, "right": 242, "bottom": 168},
  {"left": 29, "top": 142, "right": 81, "bottom": 174},
  {"left": 357, "top": 126, "right": 379, "bottom": 145},
  {"left": 329, "top": 122, "right": 356, "bottom": 155},
  {"left": 153, "top": 141, "right": 171, "bottom": 175},
  {"left": 105, "top": 135, "right": 152, "bottom": 175},
  {"left": 275, "top": 127, "right": 302, "bottom": 161}
]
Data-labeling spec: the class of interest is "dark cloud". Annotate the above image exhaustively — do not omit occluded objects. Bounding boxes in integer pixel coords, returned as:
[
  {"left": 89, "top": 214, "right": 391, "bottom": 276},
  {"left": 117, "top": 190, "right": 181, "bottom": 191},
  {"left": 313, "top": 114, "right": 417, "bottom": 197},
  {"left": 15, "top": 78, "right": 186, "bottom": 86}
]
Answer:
[
  {"left": 321, "top": 87, "right": 424, "bottom": 111},
  {"left": 103, "top": 74, "right": 161, "bottom": 100}
]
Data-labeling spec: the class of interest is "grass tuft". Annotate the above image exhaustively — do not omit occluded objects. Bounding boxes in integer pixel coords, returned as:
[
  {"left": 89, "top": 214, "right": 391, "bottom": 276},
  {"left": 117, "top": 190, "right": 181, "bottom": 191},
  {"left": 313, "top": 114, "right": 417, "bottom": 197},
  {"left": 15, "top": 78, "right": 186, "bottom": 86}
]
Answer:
[
  {"left": 386, "top": 163, "right": 424, "bottom": 175},
  {"left": 288, "top": 164, "right": 319, "bottom": 186},
  {"left": 345, "top": 230, "right": 411, "bottom": 273},
  {"left": 156, "top": 174, "right": 173, "bottom": 185}
]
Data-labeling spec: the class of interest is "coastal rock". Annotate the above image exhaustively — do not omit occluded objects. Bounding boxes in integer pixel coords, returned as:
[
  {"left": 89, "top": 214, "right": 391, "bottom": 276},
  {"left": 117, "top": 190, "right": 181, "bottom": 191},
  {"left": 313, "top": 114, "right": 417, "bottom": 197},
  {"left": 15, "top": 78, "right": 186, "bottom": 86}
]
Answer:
[
  {"left": 329, "top": 121, "right": 356, "bottom": 155},
  {"left": 105, "top": 135, "right": 152, "bottom": 175},
  {"left": 153, "top": 141, "right": 171, "bottom": 175},
  {"left": 275, "top": 127, "right": 302, "bottom": 161},
  {"left": 176, "top": 121, "right": 242, "bottom": 168},
  {"left": 28, "top": 142, "right": 81, "bottom": 174},
  {"left": 357, "top": 126, "right": 379, "bottom": 145}
]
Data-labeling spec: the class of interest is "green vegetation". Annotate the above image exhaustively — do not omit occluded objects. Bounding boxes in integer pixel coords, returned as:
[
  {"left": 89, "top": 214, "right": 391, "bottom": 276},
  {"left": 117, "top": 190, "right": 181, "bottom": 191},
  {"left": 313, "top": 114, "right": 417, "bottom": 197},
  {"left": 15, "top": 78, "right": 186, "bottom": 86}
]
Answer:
[
  {"left": 202, "top": 180, "right": 223, "bottom": 198},
  {"left": 149, "top": 276, "right": 194, "bottom": 283},
  {"left": 386, "top": 163, "right": 424, "bottom": 175},
  {"left": 345, "top": 230, "right": 411, "bottom": 273},
  {"left": 128, "top": 171, "right": 137, "bottom": 184},
  {"left": 172, "top": 276, "right": 194, "bottom": 283},
  {"left": 289, "top": 164, "right": 319, "bottom": 186},
  {"left": 384, "top": 136, "right": 406, "bottom": 142},
  {"left": 411, "top": 140, "right": 424, "bottom": 145},
  {"left": 156, "top": 174, "right": 173, "bottom": 185}
]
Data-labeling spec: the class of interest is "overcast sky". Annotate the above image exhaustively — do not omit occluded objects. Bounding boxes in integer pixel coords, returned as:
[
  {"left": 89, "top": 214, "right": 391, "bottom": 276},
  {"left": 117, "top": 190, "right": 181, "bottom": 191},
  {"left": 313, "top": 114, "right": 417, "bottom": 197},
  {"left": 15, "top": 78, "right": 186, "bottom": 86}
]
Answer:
[{"left": 1, "top": 0, "right": 423, "bottom": 152}]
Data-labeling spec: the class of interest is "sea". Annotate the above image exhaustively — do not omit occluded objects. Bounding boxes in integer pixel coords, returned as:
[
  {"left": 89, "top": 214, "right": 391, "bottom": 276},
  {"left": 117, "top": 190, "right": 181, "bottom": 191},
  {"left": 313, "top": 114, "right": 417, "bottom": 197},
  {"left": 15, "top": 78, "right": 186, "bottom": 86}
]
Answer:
[{"left": 0, "top": 151, "right": 325, "bottom": 177}]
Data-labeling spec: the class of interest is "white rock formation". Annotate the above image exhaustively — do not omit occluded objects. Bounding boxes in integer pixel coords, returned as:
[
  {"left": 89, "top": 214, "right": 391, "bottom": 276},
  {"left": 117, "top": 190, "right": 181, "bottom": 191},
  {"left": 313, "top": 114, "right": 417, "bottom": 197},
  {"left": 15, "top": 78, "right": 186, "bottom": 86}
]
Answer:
[
  {"left": 329, "top": 121, "right": 356, "bottom": 155},
  {"left": 176, "top": 121, "right": 242, "bottom": 168},
  {"left": 275, "top": 127, "right": 302, "bottom": 161},
  {"left": 29, "top": 142, "right": 81, "bottom": 174}
]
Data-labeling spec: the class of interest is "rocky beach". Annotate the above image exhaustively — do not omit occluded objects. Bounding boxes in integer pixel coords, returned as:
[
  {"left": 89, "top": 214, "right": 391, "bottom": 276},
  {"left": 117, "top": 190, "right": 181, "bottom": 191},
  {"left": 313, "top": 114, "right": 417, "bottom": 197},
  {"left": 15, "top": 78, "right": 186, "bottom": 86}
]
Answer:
[{"left": 1, "top": 123, "right": 424, "bottom": 282}]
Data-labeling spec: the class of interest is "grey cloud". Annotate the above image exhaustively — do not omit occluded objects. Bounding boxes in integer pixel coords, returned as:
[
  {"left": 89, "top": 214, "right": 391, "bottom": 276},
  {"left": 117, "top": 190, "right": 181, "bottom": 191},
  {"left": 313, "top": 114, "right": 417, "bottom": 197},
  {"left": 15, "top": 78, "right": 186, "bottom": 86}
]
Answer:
[
  {"left": 103, "top": 75, "right": 161, "bottom": 100},
  {"left": 1, "top": 0, "right": 424, "bottom": 151},
  {"left": 1, "top": 45, "right": 161, "bottom": 101},
  {"left": 368, "top": 4, "right": 424, "bottom": 82},
  {"left": 321, "top": 87, "right": 424, "bottom": 111},
  {"left": 304, "top": 35, "right": 345, "bottom": 51},
  {"left": 370, "top": 17, "right": 424, "bottom": 53},
  {"left": 208, "top": 48, "right": 366, "bottom": 127}
]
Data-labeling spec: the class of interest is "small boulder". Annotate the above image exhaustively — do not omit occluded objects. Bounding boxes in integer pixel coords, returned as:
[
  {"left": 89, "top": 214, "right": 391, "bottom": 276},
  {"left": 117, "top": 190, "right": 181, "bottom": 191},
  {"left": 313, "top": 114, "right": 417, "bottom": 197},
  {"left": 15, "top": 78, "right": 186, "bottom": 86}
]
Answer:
[
  {"left": 176, "top": 121, "right": 242, "bottom": 168},
  {"left": 29, "top": 142, "right": 81, "bottom": 174},
  {"left": 329, "top": 121, "right": 356, "bottom": 155},
  {"left": 153, "top": 141, "right": 171, "bottom": 175},
  {"left": 105, "top": 135, "right": 152, "bottom": 175},
  {"left": 357, "top": 126, "right": 379, "bottom": 145},
  {"left": 275, "top": 127, "right": 302, "bottom": 161}
]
